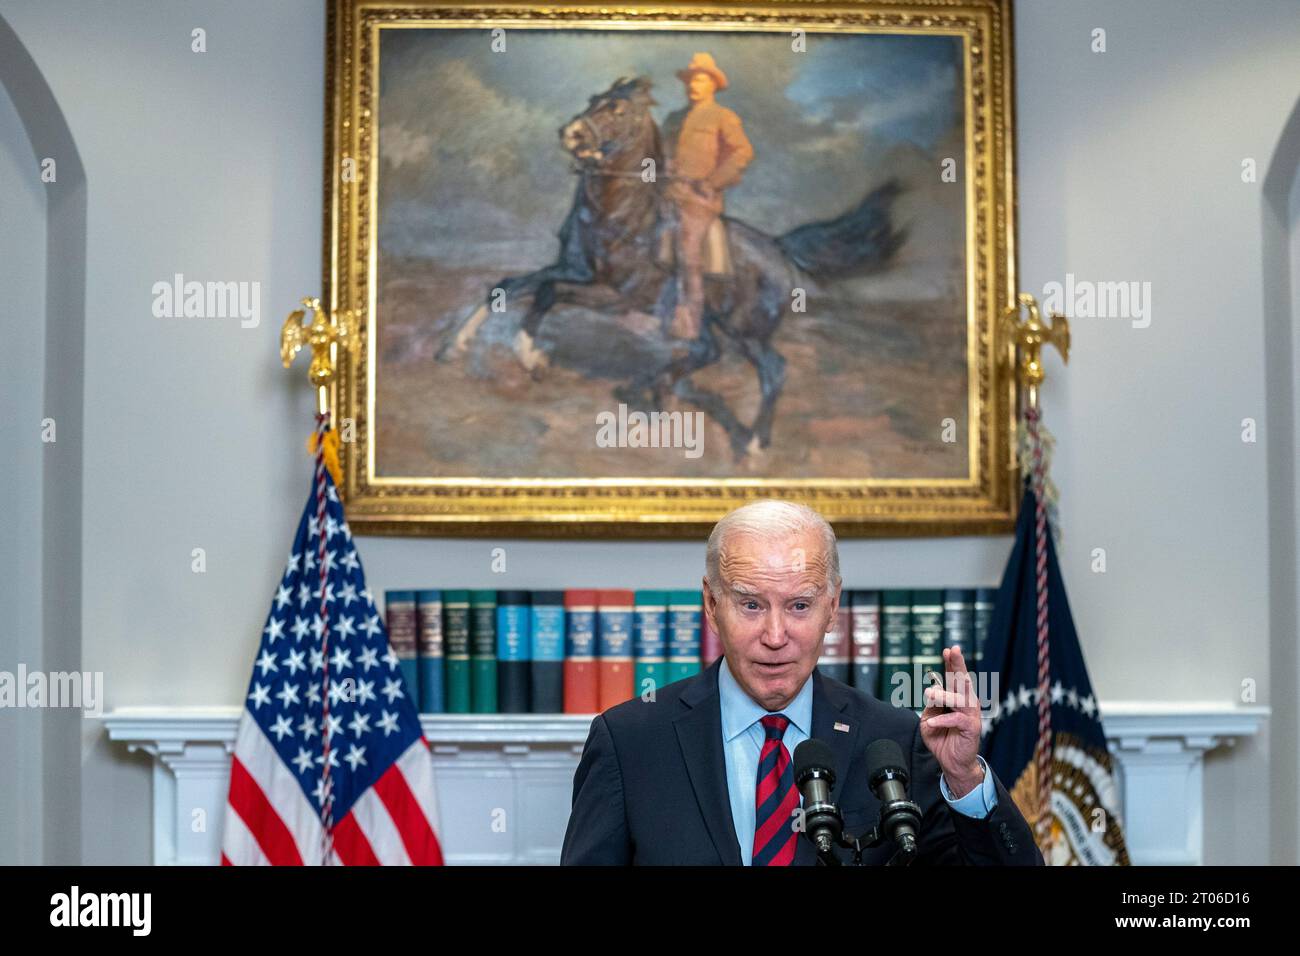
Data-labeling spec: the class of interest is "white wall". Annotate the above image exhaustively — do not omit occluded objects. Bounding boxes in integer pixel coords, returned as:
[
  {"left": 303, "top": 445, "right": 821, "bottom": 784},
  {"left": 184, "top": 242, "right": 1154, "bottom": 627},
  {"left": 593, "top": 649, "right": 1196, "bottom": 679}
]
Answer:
[
  {"left": 0, "top": 0, "right": 1295, "bottom": 864},
  {"left": 0, "top": 35, "right": 48, "bottom": 865},
  {"left": 1012, "top": 0, "right": 1299, "bottom": 865},
  {"left": 1276, "top": 143, "right": 1300, "bottom": 862}
]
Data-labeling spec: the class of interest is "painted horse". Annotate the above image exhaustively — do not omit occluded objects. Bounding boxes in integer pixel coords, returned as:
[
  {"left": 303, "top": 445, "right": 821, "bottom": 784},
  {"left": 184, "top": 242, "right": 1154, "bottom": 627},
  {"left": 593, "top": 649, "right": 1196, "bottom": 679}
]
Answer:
[{"left": 441, "top": 76, "right": 905, "bottom": 460}]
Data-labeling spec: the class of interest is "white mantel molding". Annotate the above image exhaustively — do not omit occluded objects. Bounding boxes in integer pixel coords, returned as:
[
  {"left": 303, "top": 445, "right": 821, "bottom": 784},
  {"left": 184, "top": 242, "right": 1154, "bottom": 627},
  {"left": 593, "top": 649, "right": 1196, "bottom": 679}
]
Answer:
[
  {"left": 1101, "top": 701, "right": 1268, "bottom": 751},
  {"left": 105, "top": 709, "right": 592, "bottom": 752},
  {"left": 103, "top": 702, "right": 1267, "bottom": 866},
  {"left": 1099, "top": 702, "right": 1268, "bottom": 866}
]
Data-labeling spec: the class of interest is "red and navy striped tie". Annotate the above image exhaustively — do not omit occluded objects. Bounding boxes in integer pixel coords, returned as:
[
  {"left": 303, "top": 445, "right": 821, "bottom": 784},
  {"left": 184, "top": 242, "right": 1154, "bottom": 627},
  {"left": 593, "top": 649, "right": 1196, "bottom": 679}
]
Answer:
[{"left": 752, "top": 714, "right": 800, "bottom": 866}]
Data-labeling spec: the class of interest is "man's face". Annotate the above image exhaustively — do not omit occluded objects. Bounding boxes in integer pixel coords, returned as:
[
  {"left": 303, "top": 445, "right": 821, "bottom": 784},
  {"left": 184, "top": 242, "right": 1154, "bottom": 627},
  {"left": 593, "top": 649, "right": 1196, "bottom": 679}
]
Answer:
[
  {"left": 686, "top": 71, "right": 717, "bottom": 103},
  {"left": 703, "top": 529, "right": 841, "bottom": 712}
]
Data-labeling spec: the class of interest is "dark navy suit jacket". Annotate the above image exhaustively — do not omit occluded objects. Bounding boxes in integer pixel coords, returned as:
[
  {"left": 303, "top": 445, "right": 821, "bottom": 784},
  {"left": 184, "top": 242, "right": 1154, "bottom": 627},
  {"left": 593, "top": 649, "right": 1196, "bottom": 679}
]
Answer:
[{"left": 561, "top": 657, "right": 1044, "bottom": 865}]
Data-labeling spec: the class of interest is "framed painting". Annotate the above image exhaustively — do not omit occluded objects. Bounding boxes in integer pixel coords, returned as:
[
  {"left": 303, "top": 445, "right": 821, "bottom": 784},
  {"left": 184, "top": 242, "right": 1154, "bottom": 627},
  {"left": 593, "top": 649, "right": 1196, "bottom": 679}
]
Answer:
[{"left": 323, "top": 0, "right": 1020, "bottom": 537}]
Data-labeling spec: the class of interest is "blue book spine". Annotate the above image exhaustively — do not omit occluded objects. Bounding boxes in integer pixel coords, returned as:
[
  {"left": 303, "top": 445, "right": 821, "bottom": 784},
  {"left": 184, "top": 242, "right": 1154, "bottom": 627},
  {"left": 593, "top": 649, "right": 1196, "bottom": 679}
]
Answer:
[
  {"left": 565, "top": 608, "right": 597, "bottom": 659},
  {"left": 597, "top": 606, "right": 634, "bottom": 659},
  {"left": 384, "top": 590, "right": 420, "bottom": 708},
  {"left": 496, "top": 591, "right": 532, "bottom": 714},
  {"left": 529, "top": 591, "right": 565, "bottom": 713},
  {"left": 416, "top": 590, "right": 444, "bottom": 714}
]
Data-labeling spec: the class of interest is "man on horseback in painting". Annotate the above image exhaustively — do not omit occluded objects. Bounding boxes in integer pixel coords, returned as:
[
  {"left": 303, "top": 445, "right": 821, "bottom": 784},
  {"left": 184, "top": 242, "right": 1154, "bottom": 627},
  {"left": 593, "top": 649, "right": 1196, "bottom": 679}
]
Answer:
[
  {"left": 443, "top": 67, "right": 904, "bottom": 460},
  {"left": 660, "top": 53, "right": 754, "bottom": 349}
]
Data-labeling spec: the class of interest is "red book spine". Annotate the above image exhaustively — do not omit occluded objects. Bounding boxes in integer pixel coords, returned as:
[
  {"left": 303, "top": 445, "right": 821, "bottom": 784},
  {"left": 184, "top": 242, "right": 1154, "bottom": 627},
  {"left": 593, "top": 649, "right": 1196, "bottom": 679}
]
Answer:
[
  {"left": 597, "top": 589, "right": 636, "bottom": 712},
  {"left": 563, "top": 589, "right": 599, "bottom": 713}
]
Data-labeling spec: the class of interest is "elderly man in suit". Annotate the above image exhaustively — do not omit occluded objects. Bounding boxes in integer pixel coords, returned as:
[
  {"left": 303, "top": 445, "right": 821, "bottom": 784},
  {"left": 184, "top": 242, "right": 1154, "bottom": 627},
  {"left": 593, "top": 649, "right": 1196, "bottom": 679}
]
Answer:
[
  {"left": 561, "top": 499, "right": 1043, "bottom": 865},
  {"left": 660, "top": 52, "right": 754, "bottom": 349}
]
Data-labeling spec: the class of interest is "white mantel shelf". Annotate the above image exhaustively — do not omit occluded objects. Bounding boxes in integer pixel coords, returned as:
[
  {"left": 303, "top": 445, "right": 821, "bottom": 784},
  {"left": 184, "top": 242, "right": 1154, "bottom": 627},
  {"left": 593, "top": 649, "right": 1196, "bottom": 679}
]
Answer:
[
  {"left": 105, "top": 709, "right": 594, "bottom": 749},
  {"left": 103, "top": 702, "right": 1267, "bottom": 866}
]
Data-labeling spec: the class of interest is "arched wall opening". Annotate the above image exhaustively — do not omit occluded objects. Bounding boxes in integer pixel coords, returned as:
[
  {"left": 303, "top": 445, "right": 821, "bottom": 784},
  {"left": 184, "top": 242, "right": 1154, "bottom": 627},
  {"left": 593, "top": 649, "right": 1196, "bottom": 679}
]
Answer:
[
  {"left": 0, "top": 11, "right": 87, "bottom": 865},
  {"left": 1262, "top": 93, "right": 1300, "bottom": 866}
]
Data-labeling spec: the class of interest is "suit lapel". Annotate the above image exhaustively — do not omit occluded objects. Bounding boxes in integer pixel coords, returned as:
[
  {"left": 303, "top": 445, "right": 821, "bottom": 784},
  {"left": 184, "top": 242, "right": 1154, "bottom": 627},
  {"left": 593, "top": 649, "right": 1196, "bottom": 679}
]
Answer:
[
  {"left": 676, "top": 661, "right": 861, "bottom": 866},
  {"left": 795, "top": 669, "right": 862, "bottom": 865},
  {"left": 674, "top": 658, "right": 743, "bottom": 866}
]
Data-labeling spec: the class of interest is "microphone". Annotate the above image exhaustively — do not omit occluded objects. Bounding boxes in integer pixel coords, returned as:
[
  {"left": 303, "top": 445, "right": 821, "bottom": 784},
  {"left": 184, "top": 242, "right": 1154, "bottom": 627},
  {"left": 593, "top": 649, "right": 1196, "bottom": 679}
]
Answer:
[
  {"left": 793, "top": 738, "right": 842, "bottom": 857},
  {"left": 866, "top": 739, "right": 922, "bottom": 862}
]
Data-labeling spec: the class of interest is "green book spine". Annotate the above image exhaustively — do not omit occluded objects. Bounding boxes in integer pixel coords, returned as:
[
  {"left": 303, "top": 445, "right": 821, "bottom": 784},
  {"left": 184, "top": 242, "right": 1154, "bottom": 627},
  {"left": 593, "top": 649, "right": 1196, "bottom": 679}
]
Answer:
[
  {"left": 443, "top": 590, "right": 471, "bottom": 714},
  {"left": 633, "top": 590, "right": 669, "bottom": 703},
  {"left": 667, "top": 589, "right": 702, "bottom": 684},
  {"left": 910, "top": 589, "right": 945, "bottom": 711},
  {"left": 881, "top": 589, "right": 912, "bottom": 709},
  {"left": 470, "top": 590, "right": 498, "bottom": 713}
]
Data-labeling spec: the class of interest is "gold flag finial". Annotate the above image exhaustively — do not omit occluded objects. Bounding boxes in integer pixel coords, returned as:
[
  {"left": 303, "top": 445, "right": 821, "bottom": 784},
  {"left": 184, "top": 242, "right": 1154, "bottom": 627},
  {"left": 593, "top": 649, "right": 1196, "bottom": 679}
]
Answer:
[
  {"left": 279, "top": 297, "right": 360, "bottom": 415},
  {"left": 1003, "top": 292, "right": 1069, "bottom": 411}
]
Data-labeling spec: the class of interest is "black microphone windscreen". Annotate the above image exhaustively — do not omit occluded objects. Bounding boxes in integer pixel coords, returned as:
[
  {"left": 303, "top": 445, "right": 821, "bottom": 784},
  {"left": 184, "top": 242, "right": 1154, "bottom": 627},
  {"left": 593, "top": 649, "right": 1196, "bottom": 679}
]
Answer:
[
  {"left": 793, "top": 737, "right": 836, "bottom": 780},
  {"left": 865, "top": 739, "right": 907, "bottom": 780}
]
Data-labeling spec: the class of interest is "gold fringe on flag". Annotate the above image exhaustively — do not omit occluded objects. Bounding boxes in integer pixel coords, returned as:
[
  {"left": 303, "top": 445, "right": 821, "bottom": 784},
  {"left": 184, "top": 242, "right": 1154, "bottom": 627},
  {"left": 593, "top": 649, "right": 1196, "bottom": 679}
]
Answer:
[{"left": 308, "top": 428, "right": 342, "bottom": 489}]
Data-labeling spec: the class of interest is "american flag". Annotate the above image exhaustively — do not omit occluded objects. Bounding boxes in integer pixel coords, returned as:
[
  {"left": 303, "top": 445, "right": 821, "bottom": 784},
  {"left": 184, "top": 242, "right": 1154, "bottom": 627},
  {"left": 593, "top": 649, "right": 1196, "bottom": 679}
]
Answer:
[{"left": 221, "top": 418, "right": 443, "bottom": 865}]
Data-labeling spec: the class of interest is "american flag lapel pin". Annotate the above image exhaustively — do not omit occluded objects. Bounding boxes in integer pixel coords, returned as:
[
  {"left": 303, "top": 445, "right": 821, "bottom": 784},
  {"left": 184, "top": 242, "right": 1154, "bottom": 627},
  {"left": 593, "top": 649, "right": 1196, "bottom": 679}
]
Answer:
[{"left": 833, "top": 721, "right": 850, "bottom": 733}]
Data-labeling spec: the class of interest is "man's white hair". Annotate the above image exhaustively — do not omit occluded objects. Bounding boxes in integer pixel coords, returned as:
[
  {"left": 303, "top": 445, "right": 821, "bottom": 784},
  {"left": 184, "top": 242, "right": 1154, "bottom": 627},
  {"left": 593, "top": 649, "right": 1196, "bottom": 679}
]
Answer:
[{"left": 705, "top": 499, "right": 841, "bottom": 598}]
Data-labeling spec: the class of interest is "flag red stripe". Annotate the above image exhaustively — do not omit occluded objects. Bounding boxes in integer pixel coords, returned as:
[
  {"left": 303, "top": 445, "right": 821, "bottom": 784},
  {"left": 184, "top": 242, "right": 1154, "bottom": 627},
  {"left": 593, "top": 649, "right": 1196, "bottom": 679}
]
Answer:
[
  {"left": 331, "top": 811, "right": 382, "bottom": 866},
  {"left": 221, "top": 853, "right": 231, "bottom": 866},
  {"left": 374, "top": 763, "right": 444, "bottom": 865},
  {"left": 227, "top": 756, "right": 304, "bottom": 866}
]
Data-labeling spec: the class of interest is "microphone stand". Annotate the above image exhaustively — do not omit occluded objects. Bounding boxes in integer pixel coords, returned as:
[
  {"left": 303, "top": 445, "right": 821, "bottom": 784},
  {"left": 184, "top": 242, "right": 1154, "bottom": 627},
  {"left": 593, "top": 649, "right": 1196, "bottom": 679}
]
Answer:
[{"left": 810, "top": 795, "right": 924, "bottom": 866}]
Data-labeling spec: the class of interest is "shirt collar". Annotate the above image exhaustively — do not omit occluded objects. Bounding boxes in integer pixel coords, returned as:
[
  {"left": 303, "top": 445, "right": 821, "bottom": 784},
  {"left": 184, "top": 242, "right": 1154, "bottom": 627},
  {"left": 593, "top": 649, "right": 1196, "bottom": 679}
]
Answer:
[{"left": 718, "top": 654, "right": 814, "bottom": 743}]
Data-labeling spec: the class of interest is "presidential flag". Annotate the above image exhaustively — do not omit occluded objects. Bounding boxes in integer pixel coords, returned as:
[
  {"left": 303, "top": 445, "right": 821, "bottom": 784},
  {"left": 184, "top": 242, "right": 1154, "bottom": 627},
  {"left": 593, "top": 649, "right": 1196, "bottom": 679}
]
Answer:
[
  {"left": 980, "top": 471, "right": 1131, "bottom": 866},
  {"left": 221, "top": 418, "right": 444, "bottom": 865}
]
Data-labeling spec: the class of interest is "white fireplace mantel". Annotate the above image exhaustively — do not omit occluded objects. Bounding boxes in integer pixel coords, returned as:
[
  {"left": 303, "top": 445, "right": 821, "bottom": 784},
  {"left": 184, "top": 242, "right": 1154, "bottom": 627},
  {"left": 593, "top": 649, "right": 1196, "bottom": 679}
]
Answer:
[{"left": 103, "top": 702, "right": 1266, "bottom": 866}]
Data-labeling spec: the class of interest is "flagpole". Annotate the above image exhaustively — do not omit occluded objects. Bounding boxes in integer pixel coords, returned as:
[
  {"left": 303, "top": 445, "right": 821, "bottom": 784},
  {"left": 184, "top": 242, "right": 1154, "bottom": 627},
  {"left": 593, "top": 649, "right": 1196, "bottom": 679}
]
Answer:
[
  {"left": 280, "top": 297, "right": 359, "bottom": 863},
  {"left": 1003, "top": 293, "right": 1070, "bottom": 861}
]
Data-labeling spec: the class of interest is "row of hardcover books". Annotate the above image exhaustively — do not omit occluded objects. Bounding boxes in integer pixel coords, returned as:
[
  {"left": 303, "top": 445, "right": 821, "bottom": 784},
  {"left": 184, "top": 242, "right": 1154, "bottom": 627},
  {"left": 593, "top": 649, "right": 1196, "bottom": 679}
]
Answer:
[{"left": 383, "top": 588, "right": 997, "bottom": 714}]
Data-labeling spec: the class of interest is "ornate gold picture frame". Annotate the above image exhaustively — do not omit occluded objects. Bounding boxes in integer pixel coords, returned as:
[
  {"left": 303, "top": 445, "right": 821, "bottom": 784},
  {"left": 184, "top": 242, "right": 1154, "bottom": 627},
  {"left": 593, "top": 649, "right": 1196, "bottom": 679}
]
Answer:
[{"left": 324, "top": 0, "right": 1018, "bottom": 537}]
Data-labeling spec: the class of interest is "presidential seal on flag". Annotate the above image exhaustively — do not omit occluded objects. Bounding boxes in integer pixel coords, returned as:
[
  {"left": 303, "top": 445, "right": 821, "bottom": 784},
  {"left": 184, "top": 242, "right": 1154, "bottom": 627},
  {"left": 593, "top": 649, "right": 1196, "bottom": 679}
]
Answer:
[{"left": 980, "top": 473, "right": 1131, "bottom": 866}]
